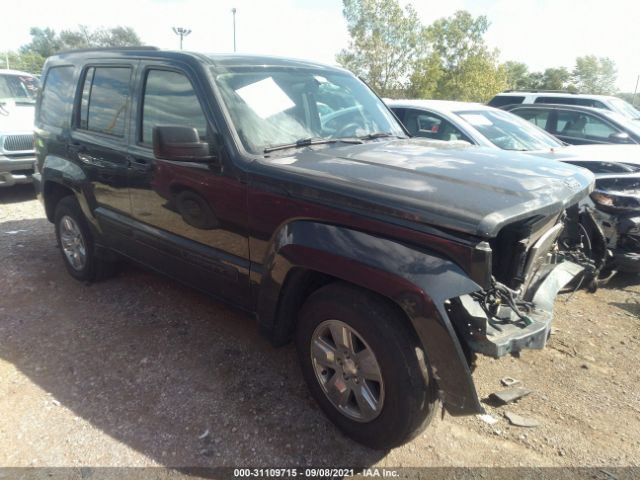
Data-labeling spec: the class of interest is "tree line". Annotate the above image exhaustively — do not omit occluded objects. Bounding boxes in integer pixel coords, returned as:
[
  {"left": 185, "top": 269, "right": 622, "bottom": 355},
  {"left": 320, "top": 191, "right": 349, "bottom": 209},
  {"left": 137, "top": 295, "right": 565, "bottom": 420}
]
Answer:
[
  {"left": 336, "top": 0, "right": 631, "bottom": 103},
  {"left": 4, "top": 26, "right": 143, "bottom": 73}
]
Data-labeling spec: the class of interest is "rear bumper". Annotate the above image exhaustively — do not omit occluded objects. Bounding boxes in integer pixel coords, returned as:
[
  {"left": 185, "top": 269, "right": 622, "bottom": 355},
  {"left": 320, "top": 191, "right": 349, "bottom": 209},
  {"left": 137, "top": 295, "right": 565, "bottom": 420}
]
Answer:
[
  {"left": 0, "top": 156, "right": 35, "bottom": 187},
  {"left": 454, "top": 261, "right": 583, "bottom": 358}
]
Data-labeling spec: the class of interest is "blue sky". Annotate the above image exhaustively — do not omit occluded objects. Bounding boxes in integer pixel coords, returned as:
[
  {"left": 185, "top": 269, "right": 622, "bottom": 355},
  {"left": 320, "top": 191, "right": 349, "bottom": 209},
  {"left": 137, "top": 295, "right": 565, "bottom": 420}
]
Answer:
[{"left": 2, "top": 0, "right": 639, "bottom": 91}]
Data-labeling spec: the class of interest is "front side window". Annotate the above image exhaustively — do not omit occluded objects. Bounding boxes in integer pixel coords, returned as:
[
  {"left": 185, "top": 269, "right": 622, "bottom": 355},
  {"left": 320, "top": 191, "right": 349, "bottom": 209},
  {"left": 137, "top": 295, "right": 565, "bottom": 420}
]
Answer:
[
  {"left": 456, "top": 109, "right": 562, "bottom": 150},
  {"left": 39, "top": 66, "right": 74, "bottom": 128},
  {"left": 141, "top": 70, "right": 208, "bottom": 144},
  {"left": 212, "top": 66, "right": 404, "bottom": 154},
  {"left": 79, "top": 66, "right": 131, "bottom": 137},
  {"left": 556, "top": 110, "right": 618, "bottom": 141},
  {"left": 402, "top": 109, "right": 468, "bottom": 142}
]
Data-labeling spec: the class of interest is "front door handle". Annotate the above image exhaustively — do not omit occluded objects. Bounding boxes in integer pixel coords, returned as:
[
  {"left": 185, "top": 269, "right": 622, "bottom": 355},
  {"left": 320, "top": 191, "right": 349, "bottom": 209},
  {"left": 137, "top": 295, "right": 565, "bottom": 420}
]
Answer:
[{"left": 129, "top": 157, "right": 153, "bottom": 172}]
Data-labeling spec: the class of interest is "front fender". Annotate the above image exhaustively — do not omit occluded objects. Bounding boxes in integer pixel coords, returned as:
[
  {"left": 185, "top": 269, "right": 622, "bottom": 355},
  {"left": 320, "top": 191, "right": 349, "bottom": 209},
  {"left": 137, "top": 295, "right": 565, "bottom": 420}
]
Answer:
[{"left": 256, "top": 221, "right": 484, "bottom": 415}]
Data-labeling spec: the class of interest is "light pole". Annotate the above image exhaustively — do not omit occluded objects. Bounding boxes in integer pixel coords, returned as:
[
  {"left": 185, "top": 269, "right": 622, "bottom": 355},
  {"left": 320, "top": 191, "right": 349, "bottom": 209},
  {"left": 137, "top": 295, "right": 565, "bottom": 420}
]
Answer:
[
  {"left": 231, "top": 8, "right": 237, "bottom": 52},
  {"left": 172, "top": 27, "right": 192, "bottom": 50}
]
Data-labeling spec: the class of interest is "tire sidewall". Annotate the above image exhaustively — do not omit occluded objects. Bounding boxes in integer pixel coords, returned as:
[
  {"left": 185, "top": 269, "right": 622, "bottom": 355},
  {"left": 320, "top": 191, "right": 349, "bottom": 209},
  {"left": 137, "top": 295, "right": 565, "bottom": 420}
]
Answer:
[
  {"left": 296, "top": 286, "right": 434, "bottom": 449},
  {"left": 54, "top": 196, "right": 96, "bottom": 281}
]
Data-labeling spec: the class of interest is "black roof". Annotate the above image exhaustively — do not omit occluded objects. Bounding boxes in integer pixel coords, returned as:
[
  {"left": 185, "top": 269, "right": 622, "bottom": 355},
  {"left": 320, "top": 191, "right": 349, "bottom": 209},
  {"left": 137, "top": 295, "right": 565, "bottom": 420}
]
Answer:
[
  {"left": 47, "top": 48, "right": 347, "bottom": 74},
  {"left": 503, "top": 103, "right": 615, "bottom": 116}
]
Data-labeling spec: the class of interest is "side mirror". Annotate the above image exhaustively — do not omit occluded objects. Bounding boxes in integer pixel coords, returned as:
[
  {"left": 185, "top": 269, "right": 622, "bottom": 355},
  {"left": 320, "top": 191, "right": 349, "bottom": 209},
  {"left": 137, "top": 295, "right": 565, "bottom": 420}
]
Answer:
[
  {"left": 608, "top": 131, "right": 631, "bottom": 144},
  {"left": 152, "top": 126, "right": 215, "bottom": 161}
]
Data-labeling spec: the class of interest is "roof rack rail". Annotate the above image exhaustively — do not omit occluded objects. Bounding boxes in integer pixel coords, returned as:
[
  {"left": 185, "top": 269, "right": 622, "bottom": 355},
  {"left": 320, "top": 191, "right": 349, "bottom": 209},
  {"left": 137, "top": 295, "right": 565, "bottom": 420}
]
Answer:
[
  {"left": 503, "top": 89, "right": 579, "bottom": 94},
  {"left": 57, "top": 46, "right": 160, "bottom": 54}
]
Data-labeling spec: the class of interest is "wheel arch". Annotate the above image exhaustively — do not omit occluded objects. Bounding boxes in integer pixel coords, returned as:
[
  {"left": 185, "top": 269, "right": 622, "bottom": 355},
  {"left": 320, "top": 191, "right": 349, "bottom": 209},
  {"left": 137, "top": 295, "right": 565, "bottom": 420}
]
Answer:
[{"left": 255, "top": 220, "right": 484, "bottom": 416}]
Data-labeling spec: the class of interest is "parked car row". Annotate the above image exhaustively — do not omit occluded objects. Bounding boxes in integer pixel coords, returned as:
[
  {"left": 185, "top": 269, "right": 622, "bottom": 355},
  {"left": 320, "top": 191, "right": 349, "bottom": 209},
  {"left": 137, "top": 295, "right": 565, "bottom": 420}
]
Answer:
[
  {"left": 387, "top": 99, "right": 640, "bottom": 284},
  {"left": 3, "top": 49, "right": 635, "bottom": 450}
]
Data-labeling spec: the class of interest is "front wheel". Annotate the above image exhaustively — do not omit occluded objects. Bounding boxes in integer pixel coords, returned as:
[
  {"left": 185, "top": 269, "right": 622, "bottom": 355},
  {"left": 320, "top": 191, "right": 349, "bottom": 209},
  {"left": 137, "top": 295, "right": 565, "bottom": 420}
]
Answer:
[{"left": 296, "top": 283, "right": 438, "bottom": 450}]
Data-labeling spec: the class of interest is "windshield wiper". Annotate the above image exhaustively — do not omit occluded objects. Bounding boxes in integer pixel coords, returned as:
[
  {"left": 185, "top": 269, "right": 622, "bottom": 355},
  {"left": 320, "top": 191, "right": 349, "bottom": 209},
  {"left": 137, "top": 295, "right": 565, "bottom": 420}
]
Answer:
[
  {"left": 264, "top": 137, "right": 362, "bottom": 153},
  {"left": 358, "top": 132, "right": 405, "bottom": 140}
]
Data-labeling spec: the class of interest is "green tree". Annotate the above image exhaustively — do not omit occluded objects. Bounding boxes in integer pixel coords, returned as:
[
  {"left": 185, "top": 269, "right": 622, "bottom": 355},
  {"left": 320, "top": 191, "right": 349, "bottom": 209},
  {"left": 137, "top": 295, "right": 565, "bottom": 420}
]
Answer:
[
  {"left": 336, "top": 0, "right": 426, "bottom": 96},
  {"left": 503, "top": 61, "right": 531, "bottom": 90},
  {"left": 419, "top": 11, "right": 507, "bottom": 102},
  {"left": 572, "top": 55, "right": 617, "bottom": 94},
  {"left": 541, "top": 67, "right": 572, "bottom": 91},
  {"left": 6, "top": 51, "right": 46, "bottom": 74},
  {"left": 19, "top": 27, "right": 63, "bottom": 58},
  {"left": 59, "top": 25, "right": 142, "bottom": 49}
]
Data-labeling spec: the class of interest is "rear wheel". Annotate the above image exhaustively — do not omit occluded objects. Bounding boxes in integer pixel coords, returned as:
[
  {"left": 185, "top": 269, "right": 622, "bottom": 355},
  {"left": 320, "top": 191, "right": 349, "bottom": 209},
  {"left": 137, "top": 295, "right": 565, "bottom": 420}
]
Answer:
[
  {"left": 54, "top": 195, "right": 115, "bottom": 282},
  {"left": 296, "top": 283, "right": 438, "bottom": 449}
]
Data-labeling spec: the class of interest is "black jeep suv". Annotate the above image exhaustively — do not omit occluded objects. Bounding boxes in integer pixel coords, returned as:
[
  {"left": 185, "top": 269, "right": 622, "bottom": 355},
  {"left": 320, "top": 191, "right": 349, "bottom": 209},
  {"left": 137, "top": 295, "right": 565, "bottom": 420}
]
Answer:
[{"left": 33, "top": 48, "right": 594, "bottom": 449}]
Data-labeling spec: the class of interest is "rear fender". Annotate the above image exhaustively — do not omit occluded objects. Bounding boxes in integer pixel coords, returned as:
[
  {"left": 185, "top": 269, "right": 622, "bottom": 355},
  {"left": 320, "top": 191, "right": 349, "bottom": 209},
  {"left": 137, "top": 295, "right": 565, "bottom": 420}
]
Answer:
[{"left": 256, "top": 221, "right": 484, "bottom": 415}]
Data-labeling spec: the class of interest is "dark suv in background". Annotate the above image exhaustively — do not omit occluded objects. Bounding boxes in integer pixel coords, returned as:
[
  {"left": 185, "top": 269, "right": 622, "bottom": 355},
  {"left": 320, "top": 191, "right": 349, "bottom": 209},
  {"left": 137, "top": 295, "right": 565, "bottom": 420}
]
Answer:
[
  {"left": 504, "top": 103, "right": 640, "bottom": 146},
  {"left": 33, "top": 48, "right": 593, "bottom": 449}
]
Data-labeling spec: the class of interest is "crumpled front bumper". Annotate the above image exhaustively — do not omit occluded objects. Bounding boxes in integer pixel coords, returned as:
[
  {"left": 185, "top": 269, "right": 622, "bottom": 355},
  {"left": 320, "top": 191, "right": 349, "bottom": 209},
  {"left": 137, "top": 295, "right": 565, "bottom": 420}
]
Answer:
[{"left": 453, "top": 261, "right": 583, "bottom": 358}]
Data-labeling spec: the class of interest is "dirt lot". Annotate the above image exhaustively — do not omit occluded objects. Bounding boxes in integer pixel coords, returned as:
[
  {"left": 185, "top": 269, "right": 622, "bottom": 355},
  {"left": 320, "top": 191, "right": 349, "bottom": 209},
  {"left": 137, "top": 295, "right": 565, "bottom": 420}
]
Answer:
[{"left": 1, "top": 184, "right": 640, "bottom": 471}]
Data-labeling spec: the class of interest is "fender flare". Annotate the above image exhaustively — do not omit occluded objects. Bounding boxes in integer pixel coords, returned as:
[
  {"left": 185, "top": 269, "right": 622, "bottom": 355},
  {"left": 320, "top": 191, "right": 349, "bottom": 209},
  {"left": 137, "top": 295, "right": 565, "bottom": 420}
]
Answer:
[
  {"left": 256, "top": 221, "right": 484, "bottom": 415},
  {"left": 41, "top": 155, "right": 96, "bottom": 225}
]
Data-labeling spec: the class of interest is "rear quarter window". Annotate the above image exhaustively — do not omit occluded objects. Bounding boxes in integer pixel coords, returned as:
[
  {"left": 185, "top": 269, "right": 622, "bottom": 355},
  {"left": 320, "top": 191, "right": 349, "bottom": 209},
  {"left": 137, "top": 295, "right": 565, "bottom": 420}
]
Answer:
[
  {"left": 488, "top": 96, "right": 525, "bottom": 107},
  {"left": 39, "top": 66, "right": 75, "bottom": 128}
]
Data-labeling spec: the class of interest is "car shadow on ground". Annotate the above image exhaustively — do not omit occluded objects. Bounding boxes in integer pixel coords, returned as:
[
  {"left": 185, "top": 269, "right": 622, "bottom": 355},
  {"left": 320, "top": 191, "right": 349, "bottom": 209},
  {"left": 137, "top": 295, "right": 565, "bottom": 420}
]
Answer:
[
  {"left": 0, "top": 217, "right": 386, "bottom": 473},
  {"left": 0, "top": 184, "right": 37, "bottom": 204}
]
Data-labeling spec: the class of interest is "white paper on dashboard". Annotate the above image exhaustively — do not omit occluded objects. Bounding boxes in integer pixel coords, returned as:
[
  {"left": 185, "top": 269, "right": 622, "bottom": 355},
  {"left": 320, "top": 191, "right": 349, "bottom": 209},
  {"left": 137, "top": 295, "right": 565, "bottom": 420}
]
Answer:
[{"left": 236, "top": 77, "right": 295, "bottom": 119}]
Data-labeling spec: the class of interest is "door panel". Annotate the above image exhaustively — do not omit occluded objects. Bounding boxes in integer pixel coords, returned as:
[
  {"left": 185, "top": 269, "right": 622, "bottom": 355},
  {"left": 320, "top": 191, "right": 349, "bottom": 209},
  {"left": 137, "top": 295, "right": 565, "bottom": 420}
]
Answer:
[
  {"left": 127, "top": 65, "right": 250, "bottom": 306},
  {"left": 71, "top": 64, "right": 135, "bottom": 215}
]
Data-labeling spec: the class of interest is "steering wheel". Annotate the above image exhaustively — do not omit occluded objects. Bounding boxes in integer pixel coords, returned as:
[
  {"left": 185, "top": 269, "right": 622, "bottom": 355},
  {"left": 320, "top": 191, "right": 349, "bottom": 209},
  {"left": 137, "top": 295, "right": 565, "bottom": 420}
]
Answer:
[{"left": 335, "top": 122, "right": 362, "bottom": 138}]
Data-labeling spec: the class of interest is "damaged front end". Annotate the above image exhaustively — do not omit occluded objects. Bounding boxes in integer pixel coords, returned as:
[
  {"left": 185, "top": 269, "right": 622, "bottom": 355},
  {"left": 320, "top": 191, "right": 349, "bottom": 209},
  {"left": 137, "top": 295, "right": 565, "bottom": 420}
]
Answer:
[
  {"left": 588, "top": 174, "right": 640, "bottom": 273},
  {"left": 447, "top": 213, "right": 584, "bottom": 358}
]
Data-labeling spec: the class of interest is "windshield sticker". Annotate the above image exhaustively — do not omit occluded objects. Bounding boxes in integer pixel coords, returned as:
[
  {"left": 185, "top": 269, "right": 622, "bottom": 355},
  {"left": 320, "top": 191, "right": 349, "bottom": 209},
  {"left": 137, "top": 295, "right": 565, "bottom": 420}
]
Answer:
[
  {"left": 236, "top": 77, "right": 295, "bottom": 119},
  {"left": 460, "top": 114, "right": 493, "bottom": 127}
]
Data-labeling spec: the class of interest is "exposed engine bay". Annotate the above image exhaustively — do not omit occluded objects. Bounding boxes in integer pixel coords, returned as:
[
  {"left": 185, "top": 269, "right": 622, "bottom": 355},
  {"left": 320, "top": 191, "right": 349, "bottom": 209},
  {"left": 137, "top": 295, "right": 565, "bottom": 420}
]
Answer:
[{"left": 447, "top": 211, "right": 585, "bottom": 358}]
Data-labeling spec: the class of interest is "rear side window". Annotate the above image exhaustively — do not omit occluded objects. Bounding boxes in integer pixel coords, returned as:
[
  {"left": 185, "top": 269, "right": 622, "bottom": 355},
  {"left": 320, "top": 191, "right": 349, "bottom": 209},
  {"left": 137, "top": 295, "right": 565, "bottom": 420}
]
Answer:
[
  {"left": 141, "top": 69, "right": 208, "bottom": 144},
  {"left": 511, "top": 108, "right": 550, "bottom": 129},
  {"left": 488, "top": 96, "right": 524, "bottom": 107},
  {"left": 79, "top": 66, "right": 132, "bottom": 137},
  {"left": 39, "top": 66, "right": 75, "bottom": 128},
  {"left": 535, "top": 96, "right": 576, "bottom": 105}
]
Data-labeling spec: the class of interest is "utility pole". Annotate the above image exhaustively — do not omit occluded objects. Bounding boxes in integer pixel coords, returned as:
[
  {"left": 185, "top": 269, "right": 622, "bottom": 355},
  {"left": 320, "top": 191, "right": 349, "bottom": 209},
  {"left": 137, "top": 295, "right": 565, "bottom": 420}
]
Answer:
[
  {"left": 4, "top": 52, "right": 9, "bottom": 70},
  {"left": 633, "top": 75, "right": 640, "bottom": 107},
  {"left": 172, "top": 27, "right": 192, "bottom": 50},
  {"left": 231, "top": 8, "right": 237, "bottom": 52}
]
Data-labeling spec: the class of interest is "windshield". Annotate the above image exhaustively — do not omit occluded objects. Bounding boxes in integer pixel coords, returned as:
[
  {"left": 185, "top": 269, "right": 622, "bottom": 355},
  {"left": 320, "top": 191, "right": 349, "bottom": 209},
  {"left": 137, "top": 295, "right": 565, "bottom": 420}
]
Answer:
[
  {"left": 0, "top": 73, "right": 39, "bottom": 105},
  {"left": 602, "top": 109, "right": 640, "bottom": 137},
  {"left": 212, "top": 66, "right": 405, "bottom": 154},
  {"left": 609, "top": 98, "right": 640, "bottom": 120},
  {"left": 455, "top": 108, "right": 563, "bottom": 150}
]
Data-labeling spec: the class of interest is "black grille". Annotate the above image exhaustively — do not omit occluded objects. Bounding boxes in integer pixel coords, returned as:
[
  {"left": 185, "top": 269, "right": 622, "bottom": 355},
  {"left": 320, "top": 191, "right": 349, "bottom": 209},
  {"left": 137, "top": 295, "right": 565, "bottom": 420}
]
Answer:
[{"left": 3, "top": 134, "right": 35, "bottom": 152}]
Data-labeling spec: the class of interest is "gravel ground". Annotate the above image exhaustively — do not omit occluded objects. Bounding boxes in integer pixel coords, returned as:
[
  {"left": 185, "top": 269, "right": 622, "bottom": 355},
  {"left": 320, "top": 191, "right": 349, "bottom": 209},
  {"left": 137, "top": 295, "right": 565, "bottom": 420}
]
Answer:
[{"left": 1, "top": 184, "right": 640, "bottom": 472}]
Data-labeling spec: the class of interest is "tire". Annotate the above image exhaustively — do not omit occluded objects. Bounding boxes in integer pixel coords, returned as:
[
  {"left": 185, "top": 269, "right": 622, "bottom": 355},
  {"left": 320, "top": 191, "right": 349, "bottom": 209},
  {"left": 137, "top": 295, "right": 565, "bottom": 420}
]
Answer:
[
  {"left": 296, "top": 282, "right": 438, "bottom": 450},
  {"left": 54, "top": 195, "right": 115, "bottom": 282}
]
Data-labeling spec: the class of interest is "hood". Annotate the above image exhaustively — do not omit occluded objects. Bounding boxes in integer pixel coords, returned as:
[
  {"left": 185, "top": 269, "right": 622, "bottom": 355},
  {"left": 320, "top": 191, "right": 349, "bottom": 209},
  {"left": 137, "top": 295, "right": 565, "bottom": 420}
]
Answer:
[
  {"left": 527, "top": 144, "right": 640, "bottom": 173},
  {"left": 0, "top": 102, "right": 35, "bottom": 134},
  {"left": 261, "top": 139, "right": 594, "bottom": 238}
]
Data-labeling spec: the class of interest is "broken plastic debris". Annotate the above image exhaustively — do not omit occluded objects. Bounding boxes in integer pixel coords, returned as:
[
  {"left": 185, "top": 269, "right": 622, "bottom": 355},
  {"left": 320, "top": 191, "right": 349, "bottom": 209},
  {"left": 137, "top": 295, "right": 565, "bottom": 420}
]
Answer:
[
  {"left": 478, "top": 414, "right": 499, "bottom": 425},
  {"left": 501, "top": 376, "right": 521, "bottom": 387},
  {"left": 490, "top": 387, "right": 532, "bottom": 405},
  {"left": 504, "top": 411, "right": 540, "bottom": 427}
]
